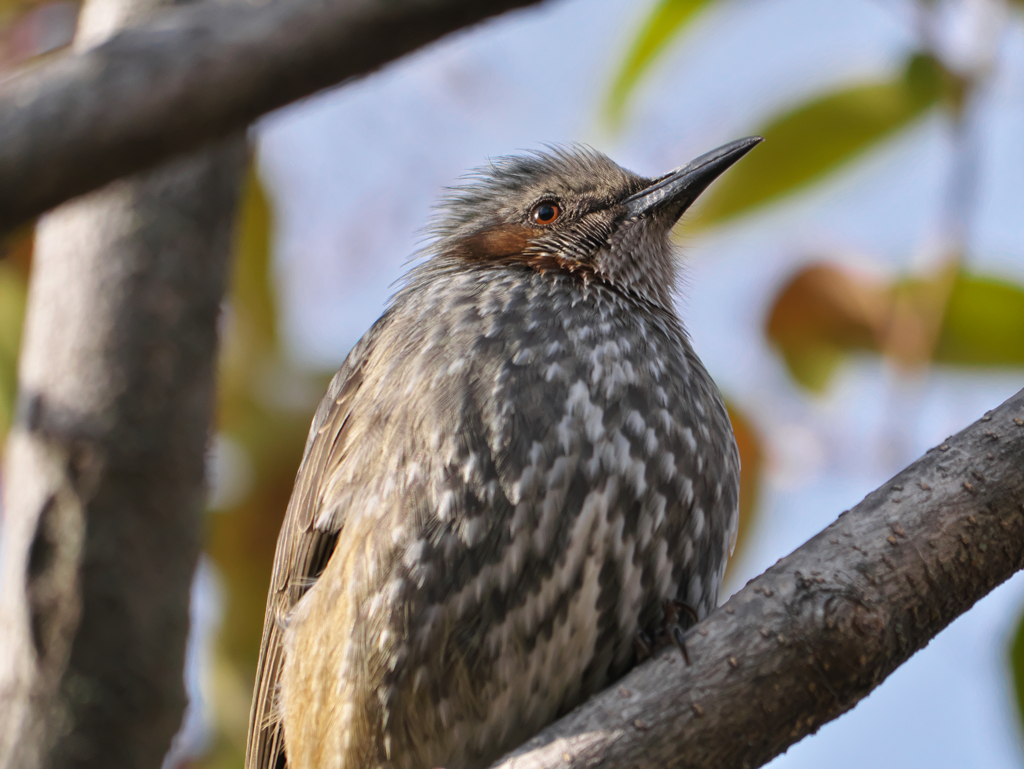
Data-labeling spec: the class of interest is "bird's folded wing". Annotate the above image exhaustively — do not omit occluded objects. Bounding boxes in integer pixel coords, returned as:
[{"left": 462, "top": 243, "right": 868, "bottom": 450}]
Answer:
[{"left": 244, "top": 322, "right": 383, "bottom": 769}]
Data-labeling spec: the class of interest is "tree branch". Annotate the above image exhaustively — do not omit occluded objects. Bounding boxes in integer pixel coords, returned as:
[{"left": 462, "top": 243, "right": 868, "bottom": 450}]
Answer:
[
  {"left": 0, "top": 0, "right": 546, "bottom": 234},
  {"left": 493, "top": 387, "right": 1024, "bottom": 769}
]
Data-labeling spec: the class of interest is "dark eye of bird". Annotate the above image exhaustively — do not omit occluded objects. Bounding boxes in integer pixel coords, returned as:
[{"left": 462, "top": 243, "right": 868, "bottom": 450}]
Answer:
[{"left": 531, "top": 201, "right": 560, "bottom": 225}]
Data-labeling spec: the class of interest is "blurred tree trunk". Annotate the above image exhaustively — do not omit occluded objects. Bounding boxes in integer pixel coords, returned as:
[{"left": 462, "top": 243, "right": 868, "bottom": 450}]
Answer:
[{"left": 0, "top": 0, "right": 246, "bottom": 765}]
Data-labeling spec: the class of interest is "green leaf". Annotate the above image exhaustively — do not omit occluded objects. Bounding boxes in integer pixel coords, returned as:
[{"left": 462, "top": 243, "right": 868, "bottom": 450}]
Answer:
[
  {"left": 933, "top": 272, "right": 1024, "bottom": 366},
  {"left": 0, "top": 261, "right": 27, "bottom": 437},
  {"left": 1010, "top": 608, "right": 1024, "bottom": 740},
  {"left": 766, "top": 262, "right": 1024, "bottom": 394},
  {"left": 690, "top": 53, "right": 947, "bottom": 228},
  {"left": 607, "top": 0, "right": 717, "bottom": 126},
  {"left": 230, "top": 163, "right": 278, "bottom": 349}
]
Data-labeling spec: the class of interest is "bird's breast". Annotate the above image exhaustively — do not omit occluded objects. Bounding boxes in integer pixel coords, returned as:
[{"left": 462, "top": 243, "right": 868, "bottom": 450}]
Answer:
[{"left": 284, "top": 265, "right": 740, "bottom": 769}]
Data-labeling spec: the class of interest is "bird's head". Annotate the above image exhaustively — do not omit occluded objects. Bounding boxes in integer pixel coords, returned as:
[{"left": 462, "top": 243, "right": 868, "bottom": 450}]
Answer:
[{"left": 431, "top": 137, "right": 762, "bottom": 308}]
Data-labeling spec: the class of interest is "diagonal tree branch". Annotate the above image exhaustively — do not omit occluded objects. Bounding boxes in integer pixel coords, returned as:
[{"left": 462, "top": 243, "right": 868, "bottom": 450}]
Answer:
[
  {"left": 0, "top": 0, "right": 547, "bottom": 234},
  {"left": 492, "top": 387, "right": 1024, "bottom": 769}
]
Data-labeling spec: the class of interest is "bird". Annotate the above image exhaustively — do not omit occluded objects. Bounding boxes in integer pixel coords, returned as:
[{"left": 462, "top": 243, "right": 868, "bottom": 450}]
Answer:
[{"left": 245, "top": 136, "right": 761, "bottom": 769}]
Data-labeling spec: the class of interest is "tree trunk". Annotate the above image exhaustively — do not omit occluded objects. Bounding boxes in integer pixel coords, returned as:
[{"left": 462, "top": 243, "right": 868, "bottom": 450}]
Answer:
[{"left": 0, "top": 0, "right": 246, "bottom": 763}]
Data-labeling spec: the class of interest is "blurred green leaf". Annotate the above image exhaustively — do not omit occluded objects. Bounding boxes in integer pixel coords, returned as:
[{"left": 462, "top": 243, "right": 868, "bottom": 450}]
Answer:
[
  {"left": 202, "top": 159, "right": 333, "bottom": 768},
  {"left": 607, "top": 0, "right": 717, "bottom": 125},
  {"left": 692, "top": 53, "right": 947, "bottom": 227},
  {"left": 934, "top": 272, "right": 1024, "bottom": 366},
  {"left": 0, "top": 0, "right": 22, "bottom": 19},
  {"left": 211, "top": 160, "right": 300, "bottom": 669},
  {"left": 767, "top": 260, "right": 1024, "bottom": 393},
  {"left": 231, "top": 165, "right": 277, "bottom": 348},
  {"left": 0, "top": 227, "right": 30, "bottom": 440},
  {"left": 0, "top": 261, "right": 26, "bottom": 436},
  {"left": 1010, "top": 607, "right": 1024, "bottom": 740}
]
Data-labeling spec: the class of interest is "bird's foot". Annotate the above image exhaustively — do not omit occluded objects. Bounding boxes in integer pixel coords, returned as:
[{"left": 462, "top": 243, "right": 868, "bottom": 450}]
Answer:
[
  {"left": 634, "top": 600, "right": 698, "bottom": 665},
  {"left": 661, "top": 599, "right": 697, "bottom": 666},
  {"left": 633, "top": 629, "right": 655, "bottom": 662}
]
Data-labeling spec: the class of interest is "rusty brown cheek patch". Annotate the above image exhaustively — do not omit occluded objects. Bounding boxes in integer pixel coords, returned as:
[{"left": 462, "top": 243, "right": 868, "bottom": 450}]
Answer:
[
  {"left": 453, "top": 224, "right": 595, "bottom": 279},
  {"left": 455, "top": 224, "right": 533, "bottom": 260}
]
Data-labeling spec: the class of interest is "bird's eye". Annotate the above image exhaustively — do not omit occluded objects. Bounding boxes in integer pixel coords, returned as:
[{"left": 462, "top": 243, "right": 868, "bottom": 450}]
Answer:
[{"left": 531, "top": 201, "right": 560, "bottom": 225}]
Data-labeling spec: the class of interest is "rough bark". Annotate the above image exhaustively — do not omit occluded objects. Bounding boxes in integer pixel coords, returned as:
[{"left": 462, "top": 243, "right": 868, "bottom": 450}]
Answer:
[
  {"left": 493, "top": 387, "right": 1024, "bottom": 769},
  {"left": 0, "top": 0, "right": 247, "bottom": 761},
  {"left": 0, "top": 0, "right": 546, "bottom": 234}
]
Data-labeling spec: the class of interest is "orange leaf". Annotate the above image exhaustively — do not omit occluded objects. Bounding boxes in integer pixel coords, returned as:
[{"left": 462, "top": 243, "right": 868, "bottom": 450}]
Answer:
[{"left": 766, "top": 263, "right": 889, "bottom": 391}]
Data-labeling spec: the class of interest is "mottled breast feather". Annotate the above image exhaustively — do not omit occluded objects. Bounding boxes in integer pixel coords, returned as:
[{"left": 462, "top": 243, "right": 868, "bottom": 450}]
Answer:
[{"left": 245, "top": 258, "right": 740, "bottom": 769}]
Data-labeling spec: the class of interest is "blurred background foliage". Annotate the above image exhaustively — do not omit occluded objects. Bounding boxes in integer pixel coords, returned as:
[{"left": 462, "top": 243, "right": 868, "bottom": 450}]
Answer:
[
  {"left": 0, "top": 0, "right": 75, "bottom": 67},
  {"left": 1, "top": 0, "right": 1023, "bottom": 767}
]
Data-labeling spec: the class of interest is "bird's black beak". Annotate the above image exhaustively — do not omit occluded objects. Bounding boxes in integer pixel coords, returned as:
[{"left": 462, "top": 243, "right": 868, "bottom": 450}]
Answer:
[{"left": 623, "top": 136, "right": 763, "bottom": 221}]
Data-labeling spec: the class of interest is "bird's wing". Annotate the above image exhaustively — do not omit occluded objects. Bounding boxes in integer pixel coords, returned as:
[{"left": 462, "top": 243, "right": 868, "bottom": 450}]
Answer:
[{"left": 244, "top": 325, "right": 380, "bottom": 769}]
